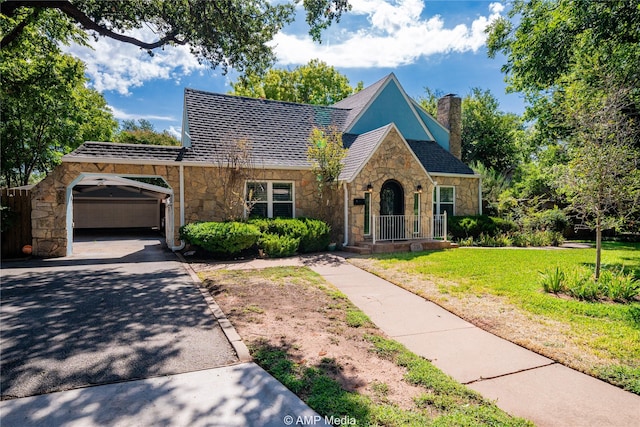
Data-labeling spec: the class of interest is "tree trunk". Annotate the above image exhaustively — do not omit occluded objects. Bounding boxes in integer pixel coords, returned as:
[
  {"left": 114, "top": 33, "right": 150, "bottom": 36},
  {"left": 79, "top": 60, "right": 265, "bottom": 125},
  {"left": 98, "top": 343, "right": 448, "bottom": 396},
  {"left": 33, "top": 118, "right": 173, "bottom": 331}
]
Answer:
[{"left": 595, "top": 220, "right": 602, "bottom": 280}]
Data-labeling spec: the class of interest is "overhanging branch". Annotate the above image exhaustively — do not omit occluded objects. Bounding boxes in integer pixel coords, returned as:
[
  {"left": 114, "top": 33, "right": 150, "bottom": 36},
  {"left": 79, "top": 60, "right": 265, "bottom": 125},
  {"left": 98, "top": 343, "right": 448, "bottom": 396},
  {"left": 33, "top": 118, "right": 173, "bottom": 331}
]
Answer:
[{"left": 1, "top": 1, "right": 187, "bottom": 50}]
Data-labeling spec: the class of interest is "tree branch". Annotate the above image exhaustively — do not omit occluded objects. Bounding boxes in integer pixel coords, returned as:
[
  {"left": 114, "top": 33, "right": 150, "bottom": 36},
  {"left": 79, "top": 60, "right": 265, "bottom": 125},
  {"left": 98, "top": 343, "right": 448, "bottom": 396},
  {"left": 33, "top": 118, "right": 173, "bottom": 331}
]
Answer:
[
  {"left": 0, "top": 7, "right": 41, "bottom": 49},
  {"left": 1, "top": 1, "right": 187, "bottom": 50}
]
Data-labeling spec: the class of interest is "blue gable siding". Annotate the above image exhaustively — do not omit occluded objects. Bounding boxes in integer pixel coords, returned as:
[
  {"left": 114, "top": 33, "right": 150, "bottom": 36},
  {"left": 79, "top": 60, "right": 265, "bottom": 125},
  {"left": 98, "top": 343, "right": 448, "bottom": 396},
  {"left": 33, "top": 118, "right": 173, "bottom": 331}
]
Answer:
[
  {"left": 349, "top": 81, "right": 431, "bottom": 141},
  {"left": 414, "top": 106, "right": 449, "bottom": 151}
]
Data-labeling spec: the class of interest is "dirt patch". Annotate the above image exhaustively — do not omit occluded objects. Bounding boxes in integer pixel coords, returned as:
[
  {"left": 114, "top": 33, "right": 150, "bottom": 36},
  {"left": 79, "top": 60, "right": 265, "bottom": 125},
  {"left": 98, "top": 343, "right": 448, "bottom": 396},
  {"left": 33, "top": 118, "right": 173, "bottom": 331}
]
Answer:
[
  {"left": 197, "top": 267, "right": 425, "bottom": 410},
  {"left": 347, "top": 257, "right": 618, "bottom": 375}
]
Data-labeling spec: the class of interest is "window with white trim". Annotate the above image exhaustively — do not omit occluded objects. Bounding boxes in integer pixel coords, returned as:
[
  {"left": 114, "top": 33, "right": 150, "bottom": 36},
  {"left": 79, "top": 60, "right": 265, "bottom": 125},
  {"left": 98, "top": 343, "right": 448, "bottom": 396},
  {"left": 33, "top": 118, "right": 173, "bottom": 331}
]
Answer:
[
  {"left": 413, "top": 192, "right": 421, "bottom": 235},
  {"left": 433, "top": 186, "right": 455, "bottom": 216},
  {"left": 246, "top": 181, "right": 294, "bottom": 218}
]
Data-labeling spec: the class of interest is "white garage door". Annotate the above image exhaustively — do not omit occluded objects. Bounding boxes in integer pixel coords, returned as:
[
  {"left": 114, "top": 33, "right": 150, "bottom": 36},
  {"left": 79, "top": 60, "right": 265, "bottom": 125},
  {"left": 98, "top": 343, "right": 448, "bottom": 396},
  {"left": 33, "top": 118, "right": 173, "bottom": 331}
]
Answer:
[{"left": 73, "top": 198, "right": 161, "bottom": 229}]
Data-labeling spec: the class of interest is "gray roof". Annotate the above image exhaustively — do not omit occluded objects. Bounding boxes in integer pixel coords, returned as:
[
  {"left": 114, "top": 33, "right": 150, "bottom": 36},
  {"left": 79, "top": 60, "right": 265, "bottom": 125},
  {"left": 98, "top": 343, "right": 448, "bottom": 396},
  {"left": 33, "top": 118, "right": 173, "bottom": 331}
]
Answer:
[
  {"left": 64, "top": 142, "right": 189, "bottom": 162},
  {"left": 339, "top": 126, "right": 393, "bottom": 182},
  {"left": 65, "top": 76, "right": 475, "bottom": 177},
  {"left": 407, "top": 140, "right": 475, "bottom": 175},
  {"left": 184, "top": 89, "right": 350, "bottom": 168}
]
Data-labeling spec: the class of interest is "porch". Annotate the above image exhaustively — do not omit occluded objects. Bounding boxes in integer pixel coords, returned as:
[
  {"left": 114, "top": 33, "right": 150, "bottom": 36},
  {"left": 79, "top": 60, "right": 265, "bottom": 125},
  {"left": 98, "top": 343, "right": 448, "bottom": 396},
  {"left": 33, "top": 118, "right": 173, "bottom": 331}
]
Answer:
[{"left": 344, "top": 213, "right": 456, "bottom": 255}]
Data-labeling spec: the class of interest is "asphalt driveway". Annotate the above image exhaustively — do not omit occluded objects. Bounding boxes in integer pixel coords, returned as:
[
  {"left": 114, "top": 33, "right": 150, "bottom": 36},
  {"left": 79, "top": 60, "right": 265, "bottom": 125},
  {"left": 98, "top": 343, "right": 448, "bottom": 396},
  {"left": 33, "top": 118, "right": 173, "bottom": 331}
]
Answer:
[{"left": 1, "top": 231, "right": 238, "bottom": 400}]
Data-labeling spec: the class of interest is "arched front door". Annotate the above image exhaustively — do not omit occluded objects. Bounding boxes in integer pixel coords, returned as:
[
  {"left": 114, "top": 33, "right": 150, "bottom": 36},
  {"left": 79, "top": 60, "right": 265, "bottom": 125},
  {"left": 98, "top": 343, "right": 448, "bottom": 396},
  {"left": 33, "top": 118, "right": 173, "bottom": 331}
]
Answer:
[{"left": 380, "top": 180, "right": 405, "bottom": 239}]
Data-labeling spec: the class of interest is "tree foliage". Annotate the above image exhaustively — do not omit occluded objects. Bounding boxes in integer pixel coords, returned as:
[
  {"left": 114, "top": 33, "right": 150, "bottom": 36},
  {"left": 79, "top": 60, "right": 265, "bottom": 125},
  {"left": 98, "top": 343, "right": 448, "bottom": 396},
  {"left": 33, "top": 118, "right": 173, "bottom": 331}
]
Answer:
[
  {"left": 230, "top": 59, "right": 362, "bottom": 105},
  {"left": 461, "top": 88, "right": 525, "bottom": 173},
  {"left": 486, "top": 0, "right": 640, "bottom": 260},
  {"left": 557, "top": 85, "right": 640, "bottom": 278},
  {"left": 115, "top": 120, "right": 180, "bottom": 146},
  {"left": 0, "top": 9, "right": 117, "bottom": 187},
  {"left": 1, "top": 1, "right": 351, "bottom": 75}
]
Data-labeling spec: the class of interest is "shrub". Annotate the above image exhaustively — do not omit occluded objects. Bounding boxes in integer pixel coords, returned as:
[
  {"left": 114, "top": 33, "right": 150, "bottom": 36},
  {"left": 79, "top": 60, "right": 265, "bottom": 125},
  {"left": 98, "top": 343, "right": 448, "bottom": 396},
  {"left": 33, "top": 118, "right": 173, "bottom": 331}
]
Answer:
[
  {"left": 264, "top": 218, "right": 308, "bottom": 239},
  {"left": 448, "top": 215, "right": 516, "bottom": 239},
  {"left": 602, "top": 271, "right": 640, "bottom": 303},
  {"left": 523, "top": 208, "right": 570, "bottom": 234},
  {"left": 299, "top": 217, "right": 331, "bottom": 253},
  {"left": 180, "top": 221, "right": 261, "bottom": 255},
  {"left": 567, "top": 280, "right": 600, "bottom": 301},
  {"left": 540, "top": 267, "right": 566, "bottom": 294},
  {"left": 258, "top": 233, "right": 300, "bottom": 258}
]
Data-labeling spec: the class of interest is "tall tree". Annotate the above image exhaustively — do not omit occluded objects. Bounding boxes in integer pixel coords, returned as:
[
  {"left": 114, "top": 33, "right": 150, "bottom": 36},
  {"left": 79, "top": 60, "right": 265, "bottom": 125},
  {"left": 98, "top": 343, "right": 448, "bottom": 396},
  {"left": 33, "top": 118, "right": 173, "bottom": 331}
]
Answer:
[
  {"left": 230, "top": 59, "right": 362, "bottom": 105},
  {"left": 1, "top": 1, "right": 351, "bottom": 75},
  {"left": 115, "top": 120, "right": 180, "bottom": 146},
  {"left": 557, "top": 85, "right": 640, "bottom": 279},
  {"left": 461, "top": 88, "right": 524, "bottom": 174},
  {"left": 487, "top": 0, "right": 640, "bottom": 276},
  {"left": 0, "top": 9, "right": 117, "bottom": 187}
]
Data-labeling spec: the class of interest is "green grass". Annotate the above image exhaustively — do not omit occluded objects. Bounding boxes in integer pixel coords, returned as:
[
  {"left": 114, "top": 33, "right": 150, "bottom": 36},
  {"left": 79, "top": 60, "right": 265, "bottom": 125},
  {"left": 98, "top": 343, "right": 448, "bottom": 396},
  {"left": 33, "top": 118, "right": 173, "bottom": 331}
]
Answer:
[{"left": 368, "top": 241, "right": 640, "bottom": 393}]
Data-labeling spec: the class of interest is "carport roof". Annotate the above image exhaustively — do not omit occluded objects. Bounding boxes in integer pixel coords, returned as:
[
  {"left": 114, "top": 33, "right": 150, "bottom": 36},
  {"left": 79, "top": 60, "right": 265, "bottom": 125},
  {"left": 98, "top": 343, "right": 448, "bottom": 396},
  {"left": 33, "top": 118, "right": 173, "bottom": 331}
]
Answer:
[{"left": 63, "top": 142, "right": 191, "bottom": 162}]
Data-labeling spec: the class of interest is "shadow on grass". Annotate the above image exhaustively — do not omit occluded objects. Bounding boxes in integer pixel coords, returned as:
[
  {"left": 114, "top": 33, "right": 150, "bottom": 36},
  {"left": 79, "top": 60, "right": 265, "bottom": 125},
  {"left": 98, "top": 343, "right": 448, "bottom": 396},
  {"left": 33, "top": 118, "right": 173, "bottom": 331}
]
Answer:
[{"left": 249, "top": 338, "right": 371, "bottom": 425}]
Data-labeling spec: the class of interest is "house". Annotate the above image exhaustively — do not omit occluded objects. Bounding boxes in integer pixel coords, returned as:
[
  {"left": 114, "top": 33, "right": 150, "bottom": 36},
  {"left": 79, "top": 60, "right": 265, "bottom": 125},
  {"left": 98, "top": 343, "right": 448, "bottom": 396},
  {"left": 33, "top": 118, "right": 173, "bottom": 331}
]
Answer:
[{"left": 30, "top": 73, "right": 481, "bottom": 257}]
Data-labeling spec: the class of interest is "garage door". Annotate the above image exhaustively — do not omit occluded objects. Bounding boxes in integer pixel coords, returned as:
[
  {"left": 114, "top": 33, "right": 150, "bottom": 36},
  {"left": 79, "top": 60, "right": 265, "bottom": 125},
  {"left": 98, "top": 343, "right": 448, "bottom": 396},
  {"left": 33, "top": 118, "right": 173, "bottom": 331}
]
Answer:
[{"left": 73, "top": 198, "right": 161, "bottom": 229}]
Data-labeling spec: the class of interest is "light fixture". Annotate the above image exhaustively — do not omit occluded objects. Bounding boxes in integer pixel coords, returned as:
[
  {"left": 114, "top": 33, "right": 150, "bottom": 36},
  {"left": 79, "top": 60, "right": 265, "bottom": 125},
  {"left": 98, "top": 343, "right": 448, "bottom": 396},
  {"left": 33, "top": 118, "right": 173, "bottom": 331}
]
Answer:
[
  {"left": 416, "top": 184, "right": 423, "bottom": 193},
  {"left": 367, "top": 183, "right": 373, "bottom": 193}
]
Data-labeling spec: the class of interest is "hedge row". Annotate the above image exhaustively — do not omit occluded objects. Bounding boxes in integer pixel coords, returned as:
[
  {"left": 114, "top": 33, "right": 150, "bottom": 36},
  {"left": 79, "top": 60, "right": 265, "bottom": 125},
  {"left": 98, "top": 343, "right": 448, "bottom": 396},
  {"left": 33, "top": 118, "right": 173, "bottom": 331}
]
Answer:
[{"left": 180, "top": 217, "right": 331, "bottom": 258}]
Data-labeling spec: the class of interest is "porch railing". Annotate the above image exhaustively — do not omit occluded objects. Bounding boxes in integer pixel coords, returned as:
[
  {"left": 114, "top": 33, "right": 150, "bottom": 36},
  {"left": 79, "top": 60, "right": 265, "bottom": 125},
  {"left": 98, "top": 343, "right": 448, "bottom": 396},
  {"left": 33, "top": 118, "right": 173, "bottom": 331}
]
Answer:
[{"left": 372, "top": 212, "right": 447, "bottom": 243}]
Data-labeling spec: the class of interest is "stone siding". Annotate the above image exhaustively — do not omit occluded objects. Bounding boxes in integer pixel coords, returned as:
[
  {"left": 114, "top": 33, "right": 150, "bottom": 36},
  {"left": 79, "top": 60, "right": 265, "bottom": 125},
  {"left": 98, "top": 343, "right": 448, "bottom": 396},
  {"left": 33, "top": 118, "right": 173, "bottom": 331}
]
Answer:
[
  {"left": 30, "top": 161, "right": 344, "bottom": 257},
  {"left": 431, "top": 175, "right": 480, "bottom": 216},
  {"left": 346, "top": 127, "right": 433, "bottom": 244}
]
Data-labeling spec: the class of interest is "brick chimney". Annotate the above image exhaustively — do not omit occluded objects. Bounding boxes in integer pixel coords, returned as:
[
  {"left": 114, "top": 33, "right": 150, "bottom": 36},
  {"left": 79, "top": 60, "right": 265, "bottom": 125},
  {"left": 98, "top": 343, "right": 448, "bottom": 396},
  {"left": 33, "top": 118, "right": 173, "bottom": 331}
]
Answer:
[{"left": 437, "top": 94, "right": 462, "bottom": 160}]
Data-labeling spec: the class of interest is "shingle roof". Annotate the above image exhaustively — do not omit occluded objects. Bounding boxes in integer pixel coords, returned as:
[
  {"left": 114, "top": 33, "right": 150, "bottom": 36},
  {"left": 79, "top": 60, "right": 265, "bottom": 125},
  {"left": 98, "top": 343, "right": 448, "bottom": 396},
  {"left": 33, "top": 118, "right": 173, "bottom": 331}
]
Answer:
[
  {"left": 339, "top": 126, "right": 393, "bottom": 182},
  {"left": 184, "top": 89, "right": 350, "bottom": 168},
  {"left": 64, "top": 142, "right": 189, "bottom": 162},
  {"left": 332, "top": 74, "right": 390, "bottom": 130},
  {"left": 407, "top": 140, "right": 475, "bottom": 175},
  {"left": 64, "top": 76, "right": 475, "bottom": 177}
]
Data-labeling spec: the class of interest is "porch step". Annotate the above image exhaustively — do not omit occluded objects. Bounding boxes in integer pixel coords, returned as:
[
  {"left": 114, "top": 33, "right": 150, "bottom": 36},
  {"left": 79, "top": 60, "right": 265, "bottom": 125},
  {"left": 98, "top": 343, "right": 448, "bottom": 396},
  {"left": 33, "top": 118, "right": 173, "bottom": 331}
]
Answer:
[
  {"left": 351, "top": 239, "right": 456, "bottom": 254},
  {"left": 343, "top": 245, "right": 372, "bottom": 255}
]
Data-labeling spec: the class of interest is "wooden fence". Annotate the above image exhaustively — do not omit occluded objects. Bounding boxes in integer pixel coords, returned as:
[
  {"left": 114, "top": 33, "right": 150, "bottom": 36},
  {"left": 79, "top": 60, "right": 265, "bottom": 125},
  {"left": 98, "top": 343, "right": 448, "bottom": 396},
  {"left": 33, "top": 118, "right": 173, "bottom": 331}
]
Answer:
[{"left": 1, "top": 188, "right": 32, "bottom": 259}]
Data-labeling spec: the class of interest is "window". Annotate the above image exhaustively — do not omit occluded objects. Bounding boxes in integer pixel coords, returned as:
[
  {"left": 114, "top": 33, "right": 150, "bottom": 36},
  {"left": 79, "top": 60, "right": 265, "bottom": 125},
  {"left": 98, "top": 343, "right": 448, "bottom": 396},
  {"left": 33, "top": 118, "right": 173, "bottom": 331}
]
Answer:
[
  {"left": 246, "top": 181, "right": 294, "bottom": 218},
  {"left": 433, "top": 186, "right": 455, "bottom": 216},
  {"left": 364, "top": 192, "right": 371, "bottom": 235}
]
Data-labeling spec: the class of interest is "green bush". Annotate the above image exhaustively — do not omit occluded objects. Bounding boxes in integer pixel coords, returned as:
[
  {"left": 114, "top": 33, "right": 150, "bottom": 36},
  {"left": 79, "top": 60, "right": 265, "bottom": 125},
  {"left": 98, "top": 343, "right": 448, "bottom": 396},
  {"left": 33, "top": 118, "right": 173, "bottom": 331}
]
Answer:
[
  {"left": 258, "top": 233, "right": 300, "bottom": 258},
  {"left": 180, "top": 221, "right": 261, "bottom": 255},
  {"left": 523, "top": 208, "right": 569, "bottom": 234},
  {"left": 448, "top": 215, "right": 516, "bottom": 239},
  {"left": 299, "top": 217, "right": 331, "bottom": 253}
]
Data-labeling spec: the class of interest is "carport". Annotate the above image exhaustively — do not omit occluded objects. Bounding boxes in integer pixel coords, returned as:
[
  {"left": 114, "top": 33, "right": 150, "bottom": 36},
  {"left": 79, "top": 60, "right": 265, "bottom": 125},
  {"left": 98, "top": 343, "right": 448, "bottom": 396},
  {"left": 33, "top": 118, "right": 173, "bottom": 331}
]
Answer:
[{"left": 66, "top": 173, "right": 175, "bottom": 256}]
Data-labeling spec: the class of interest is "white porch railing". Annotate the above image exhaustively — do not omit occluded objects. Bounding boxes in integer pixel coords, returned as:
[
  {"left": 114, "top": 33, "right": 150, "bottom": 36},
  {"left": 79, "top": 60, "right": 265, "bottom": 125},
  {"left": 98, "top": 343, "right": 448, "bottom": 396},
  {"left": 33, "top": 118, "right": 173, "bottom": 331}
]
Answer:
[{"left": 372, "top": 212, "right": 447, "bottom": 243}]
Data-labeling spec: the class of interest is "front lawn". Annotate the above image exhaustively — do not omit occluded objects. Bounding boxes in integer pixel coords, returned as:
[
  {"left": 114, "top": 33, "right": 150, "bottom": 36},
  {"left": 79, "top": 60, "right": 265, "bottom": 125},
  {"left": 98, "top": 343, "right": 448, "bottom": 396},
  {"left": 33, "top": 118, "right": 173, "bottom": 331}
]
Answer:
[{"left": 349, "top": 242, "right": 640, "bottom": 394}]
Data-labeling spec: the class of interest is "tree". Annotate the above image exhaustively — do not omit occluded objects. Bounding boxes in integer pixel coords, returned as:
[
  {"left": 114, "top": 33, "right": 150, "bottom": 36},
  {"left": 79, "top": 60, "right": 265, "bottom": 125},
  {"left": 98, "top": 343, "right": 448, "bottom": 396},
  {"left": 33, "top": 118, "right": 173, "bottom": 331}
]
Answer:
[
  {"left": 1, "top": 9, "right": 117, "bottom": 187},
  {"left": 307, "top": 125, "right": 346, "bottom": 223},
  {"left": 461, "top": 88, "right": 524, "bottom": 174},
  {"left": 1, "top": 1, "right": 351, "bottom": 75},
  {"left": 115, "top": 120, "right": 180, "bottom": 146},
  {"left": 486, "top": 0, "right": 640, "bottom": 137},
  {"left": 230, "top": 59, "right": 362, "bottom": 105},
  {"left": 557, "top": 85, "right": 640, "bottom": 279}
]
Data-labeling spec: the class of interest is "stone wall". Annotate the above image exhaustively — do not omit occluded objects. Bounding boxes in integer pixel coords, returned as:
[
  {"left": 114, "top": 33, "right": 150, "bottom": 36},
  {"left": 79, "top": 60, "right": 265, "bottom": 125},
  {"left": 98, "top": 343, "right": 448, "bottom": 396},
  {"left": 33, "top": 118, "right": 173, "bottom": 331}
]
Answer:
[
  {"left": 431, "top": 174, "right": 480, "bottom": 216},
  {"left": 346, "top": 127, "right": 433, "bottom": 244},
  {"left": 31, "top": 162, "right": 182, "bottom": 257},
  {"left": 31, "top": 161, "right": 345, "bottom": 257}
]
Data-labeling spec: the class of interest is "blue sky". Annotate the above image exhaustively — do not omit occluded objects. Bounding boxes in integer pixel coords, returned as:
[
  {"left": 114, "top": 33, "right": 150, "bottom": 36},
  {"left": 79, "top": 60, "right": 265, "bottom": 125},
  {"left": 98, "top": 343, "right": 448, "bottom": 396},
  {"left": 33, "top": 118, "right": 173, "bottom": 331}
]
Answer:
[{"left": 65, "top": 1, "right": 524, "bottom": 139}]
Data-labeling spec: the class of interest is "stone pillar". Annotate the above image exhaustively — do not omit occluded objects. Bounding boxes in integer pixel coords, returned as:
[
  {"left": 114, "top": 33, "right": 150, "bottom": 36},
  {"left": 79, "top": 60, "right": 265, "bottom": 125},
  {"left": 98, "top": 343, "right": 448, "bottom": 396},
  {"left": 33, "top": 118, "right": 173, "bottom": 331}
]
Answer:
[{"left": 437, "top": 94, "right": 462, "bottom": 160}]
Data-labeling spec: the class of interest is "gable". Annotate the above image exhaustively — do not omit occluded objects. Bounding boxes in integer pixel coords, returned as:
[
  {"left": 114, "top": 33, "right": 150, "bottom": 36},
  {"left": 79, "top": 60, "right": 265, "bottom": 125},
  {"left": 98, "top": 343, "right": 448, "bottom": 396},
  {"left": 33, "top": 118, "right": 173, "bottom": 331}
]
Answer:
[
  {"left": 411, "top": 99, "right": 450, "bottom": 151},
  {"left": 347, "top": 76, "right": 433, "bottom": 141}
]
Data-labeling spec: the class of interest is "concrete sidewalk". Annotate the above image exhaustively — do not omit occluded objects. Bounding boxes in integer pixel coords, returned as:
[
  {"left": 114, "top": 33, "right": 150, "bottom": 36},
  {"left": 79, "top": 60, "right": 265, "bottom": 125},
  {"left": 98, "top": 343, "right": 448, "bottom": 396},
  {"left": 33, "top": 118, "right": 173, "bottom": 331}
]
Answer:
[
  {"left": 307, "top": 254, "right": 640, "bottom": 427},
  {"left": 0, "top": 363, "right": 329, "bottom": 427},
  {"left": 208, "top": 253, "right": 640, "bottom": 427}
]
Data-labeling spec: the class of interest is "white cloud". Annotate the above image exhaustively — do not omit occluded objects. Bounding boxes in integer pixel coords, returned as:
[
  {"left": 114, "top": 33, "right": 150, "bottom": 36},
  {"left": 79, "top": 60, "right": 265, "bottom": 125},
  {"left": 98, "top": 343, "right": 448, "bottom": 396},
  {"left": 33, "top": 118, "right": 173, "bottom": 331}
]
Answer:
[
  {"left": 64, "top": 27, "right": 205, "bottom": 95},
  {"left": 272, "top": 0, "right": 504, "bottom": 67},
  {"left": 109, "top": 105, "right": 175, "bottom": 122},
  {"left": 166, "top": 126, "right": 182, "bottom": 139}
]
